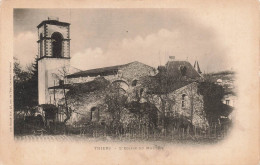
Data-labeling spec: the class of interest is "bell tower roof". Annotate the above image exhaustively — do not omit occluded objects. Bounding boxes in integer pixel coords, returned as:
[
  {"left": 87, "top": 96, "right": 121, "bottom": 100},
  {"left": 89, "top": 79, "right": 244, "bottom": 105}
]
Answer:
[{"left": 37, "top": 19, "right": 70, "bottom": 28}]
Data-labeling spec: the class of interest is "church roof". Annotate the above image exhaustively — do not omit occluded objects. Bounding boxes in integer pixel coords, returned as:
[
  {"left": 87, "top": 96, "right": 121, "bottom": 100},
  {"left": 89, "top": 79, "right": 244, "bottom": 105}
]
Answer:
[
  {"left": 140, "top": 75, "right": 193, "bottom": 94},
  {"left": 66, "top": 77, "right": 110, "bottom": 95},
  {"left": 139, "top": 60, "right": 202, "bottom": 94},
  {"left": 163, "top": 61, "right": 201, "bottom": 79},
  {"left": 66, "top": 61, "right": 137, "bottom": 78},
  {"left": 48, "top": 77, "right": 110, "bottom": 91}
]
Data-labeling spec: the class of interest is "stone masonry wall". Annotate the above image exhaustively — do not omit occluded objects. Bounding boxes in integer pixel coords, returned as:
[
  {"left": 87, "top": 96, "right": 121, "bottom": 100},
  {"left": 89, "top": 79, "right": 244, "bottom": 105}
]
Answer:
[{"left": 147, "top": 82, "right": 208, "bottom": 129}]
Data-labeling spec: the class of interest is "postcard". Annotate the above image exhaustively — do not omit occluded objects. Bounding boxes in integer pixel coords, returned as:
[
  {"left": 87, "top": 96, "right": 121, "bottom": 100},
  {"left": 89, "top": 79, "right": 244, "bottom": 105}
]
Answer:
[{"left": 0, "top": 0, "right": 259, "bottom": 164}]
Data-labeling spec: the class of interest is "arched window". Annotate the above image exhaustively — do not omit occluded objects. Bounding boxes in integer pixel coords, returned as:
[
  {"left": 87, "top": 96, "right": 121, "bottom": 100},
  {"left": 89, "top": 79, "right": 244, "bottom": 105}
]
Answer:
[
  {"left": 181, "top": 94, "right": 187, "bottom": 108},
  {"left": 132, "top": 79, "right": 138, "bottom": 86},
  {"left": 111, "top": 80, "right": 129, "bottom": 94},
  {"left": 90, "top": 107, "right": 99, "bottom": 122},
  {"left": 140, "top": 88, "right": 144, "bottom": 97},
  {"left": 51, "top": 32, "right": 63, "bottom": 58}
]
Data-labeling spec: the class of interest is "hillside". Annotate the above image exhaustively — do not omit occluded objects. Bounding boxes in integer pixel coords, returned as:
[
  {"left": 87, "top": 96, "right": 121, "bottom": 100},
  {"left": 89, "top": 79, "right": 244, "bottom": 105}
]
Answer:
[{"left": 203, "top": 70, "right": 236, "bottom": 94}]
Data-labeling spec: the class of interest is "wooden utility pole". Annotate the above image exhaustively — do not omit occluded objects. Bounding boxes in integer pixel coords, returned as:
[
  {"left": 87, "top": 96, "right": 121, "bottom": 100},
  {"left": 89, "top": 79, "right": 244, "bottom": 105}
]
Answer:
[
  {"left": 63, "top": 84, "right": 69, "bottom": 123},
  {"left": 53, "top": 80, "right": 56, "bottom": 105},
  {"left": 190, "top": 83, "right": 194, "bottom": 126}
]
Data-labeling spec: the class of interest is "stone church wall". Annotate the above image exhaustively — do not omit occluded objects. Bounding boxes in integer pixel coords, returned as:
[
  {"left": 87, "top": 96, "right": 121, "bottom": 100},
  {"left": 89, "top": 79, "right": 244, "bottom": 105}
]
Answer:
[
  {"left": 60, "top": 62, "right": 155, "bottom": 125},
  {"left": 120, "top": 61, "right": 155, "bottom": 82}
]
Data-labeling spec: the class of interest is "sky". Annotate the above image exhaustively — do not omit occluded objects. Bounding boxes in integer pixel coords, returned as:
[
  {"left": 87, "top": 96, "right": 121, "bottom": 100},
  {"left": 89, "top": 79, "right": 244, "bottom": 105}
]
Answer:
[{"left": 14, "top": 9, "right": 234, "bottom": 73}]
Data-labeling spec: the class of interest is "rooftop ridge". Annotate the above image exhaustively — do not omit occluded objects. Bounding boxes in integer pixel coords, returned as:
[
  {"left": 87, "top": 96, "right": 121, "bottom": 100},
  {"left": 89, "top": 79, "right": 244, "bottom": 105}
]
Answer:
[{"left": 66, "top": 61, "right": 140, "bottom": 78}]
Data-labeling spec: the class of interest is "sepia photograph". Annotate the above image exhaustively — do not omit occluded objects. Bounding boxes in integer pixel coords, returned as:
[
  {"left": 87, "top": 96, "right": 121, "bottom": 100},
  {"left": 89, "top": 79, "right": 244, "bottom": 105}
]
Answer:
[
  {"left": 0, "top": 1, "right": 258, "bottom": 164},
  {"left": 14, "top": 9, "right": 236, "bottom": 143}
]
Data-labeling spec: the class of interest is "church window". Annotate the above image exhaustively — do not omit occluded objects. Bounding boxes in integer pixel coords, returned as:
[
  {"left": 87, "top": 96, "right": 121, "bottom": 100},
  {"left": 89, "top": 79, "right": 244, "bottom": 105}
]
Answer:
[
  {"left": 181, "top": 94, "right": 187, "bottom": 108},
  {"left": 140, "top": 88, "right": 144, "bottom": 97},
  {"left": 90, "top": 107, "right": 99, "bottom": 122},
  {"left": 132, "top": 79, "right": 138, "bottom": 86},
  {"left": 51, "top": 32, "right": 63, "bottom": 58}
]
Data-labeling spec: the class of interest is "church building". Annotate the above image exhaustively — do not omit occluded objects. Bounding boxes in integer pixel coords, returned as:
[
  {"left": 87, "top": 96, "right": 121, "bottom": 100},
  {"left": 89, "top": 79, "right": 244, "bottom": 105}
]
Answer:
[{"left": 37, "top": 18, "right": 208, "bottom": 128}]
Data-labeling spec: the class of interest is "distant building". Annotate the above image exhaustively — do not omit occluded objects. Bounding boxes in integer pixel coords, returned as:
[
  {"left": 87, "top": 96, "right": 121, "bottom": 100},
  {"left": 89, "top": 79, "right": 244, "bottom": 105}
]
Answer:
[
  {"left": 213, "top": 74, "right": 236, "bottom": 108},
  {"left": 222, "top": 89, "right": 236, "bottom": 107}
]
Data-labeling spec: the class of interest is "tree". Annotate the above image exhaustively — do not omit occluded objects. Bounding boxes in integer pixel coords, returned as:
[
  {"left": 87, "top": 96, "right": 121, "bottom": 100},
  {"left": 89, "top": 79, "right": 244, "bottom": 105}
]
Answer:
[
  {"left": 13, "top": 57, "right": 38, "bottom": 112},
  {"left": 51, "top": 66, "right": 72, "bottom": 124},
  {"left": 125, "top": 101, "right": 158, "bottom": 129},
  {"left": 198, "top": 81, "right": 225, "bottom": 123},
  {"left": 104, "top": 83, "right": 128, "bottom": 132},
  {"left": 28, "top": 57, "right": 38, "bottom": 107},
  {"left": 141, "top": 66, "right": 192, "bottom": 127}
]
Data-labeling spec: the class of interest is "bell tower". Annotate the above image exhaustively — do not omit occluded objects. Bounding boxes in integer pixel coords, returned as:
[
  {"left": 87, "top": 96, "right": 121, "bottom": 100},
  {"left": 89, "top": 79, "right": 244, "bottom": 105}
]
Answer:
[{"left": 37, "top": 17, "right": 71, "bottom": 104}]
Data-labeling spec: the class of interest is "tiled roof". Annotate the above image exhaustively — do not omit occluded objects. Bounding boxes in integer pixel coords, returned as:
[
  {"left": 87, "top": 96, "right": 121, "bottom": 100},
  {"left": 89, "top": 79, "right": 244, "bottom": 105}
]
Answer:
[
  {"left": 164, "top": 61, "right": 201, "bottom": 79},
  {"left": 49, "top": 77, "right": 110, "bottom": 92},
  {"left": 48, "top": 84, "right": 71, "bottom": 90},
  {"left": 140, "top": 61, "right": 202, "bottom": 94},
  {"left": 66, "top": 61, "right": 136, "bottom": 78},
  {"left": 140, "top": 75, "right": 193, "bottom": 94},
  {"left": 66, "top": 77, "right": 110, "bottom": 95},
  {"left": 64, "top": 60, "right": 202, "bottom": 94}
]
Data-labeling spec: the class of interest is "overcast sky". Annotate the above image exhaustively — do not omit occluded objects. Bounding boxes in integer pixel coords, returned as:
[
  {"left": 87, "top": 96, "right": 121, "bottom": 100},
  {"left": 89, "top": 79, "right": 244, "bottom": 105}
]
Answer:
[{"left": 14, "top": 9, "right": 234, "bottom": 73}]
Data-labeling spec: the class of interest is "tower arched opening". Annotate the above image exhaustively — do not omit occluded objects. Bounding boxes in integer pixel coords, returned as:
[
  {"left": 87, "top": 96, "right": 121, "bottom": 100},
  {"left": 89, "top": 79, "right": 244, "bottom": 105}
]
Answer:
[{"left": 51, "top": 32, "right": 63, "bottom": 58}]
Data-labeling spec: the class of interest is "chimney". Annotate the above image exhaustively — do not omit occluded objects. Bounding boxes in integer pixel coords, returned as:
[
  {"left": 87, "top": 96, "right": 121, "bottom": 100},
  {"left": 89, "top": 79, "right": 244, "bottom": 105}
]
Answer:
[
  {"left": 48, "top": 16, "right": 59, "bottom": 21},
  {"left": 169, "top": 56, "right": 175, "bottom": 62}
]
